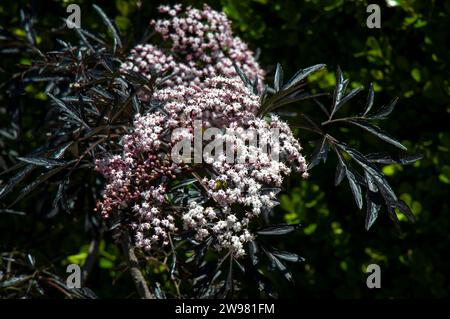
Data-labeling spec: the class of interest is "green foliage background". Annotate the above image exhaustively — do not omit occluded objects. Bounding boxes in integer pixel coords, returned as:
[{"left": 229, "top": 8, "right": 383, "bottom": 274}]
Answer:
[{"left": 1, "top": 0, "right": 449, "bottom": 298}]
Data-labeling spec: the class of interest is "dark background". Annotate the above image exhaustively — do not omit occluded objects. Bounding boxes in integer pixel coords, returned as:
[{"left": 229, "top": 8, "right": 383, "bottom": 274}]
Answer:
[{"left": 0, "top": 0, "right": 449, "bottom": 298}]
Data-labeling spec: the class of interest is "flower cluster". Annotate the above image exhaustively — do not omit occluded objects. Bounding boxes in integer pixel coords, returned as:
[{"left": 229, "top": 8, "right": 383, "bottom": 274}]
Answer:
[
  {"left": 202, "top": 115, "right": 308, "bottom": 214},
  {"left": 96, "top": 74, "right": 307, "bottom": 256},
  {"left": 96, "top": 5, "right": 307, "bottom": 257},
  {"left": 121, "top": 4, "right": 264, "bottom": 91},
  {"left": 184, "top": 202, "right": 253, "bottom": 257},
  {"left": 95, "top": 112, "right": 188, "bottom": 250},
  {"left": 154, "top": 76, "right": 260, "bottom": 127}
]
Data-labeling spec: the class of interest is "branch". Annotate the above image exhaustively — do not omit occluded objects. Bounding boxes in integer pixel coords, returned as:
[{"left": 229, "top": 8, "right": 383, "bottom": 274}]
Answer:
[
  {"left": 120, "top": 231, "right": 154, "bottom": 299},
  {"left": 81, "top": 236, "right": 100, "bottom": 286}
]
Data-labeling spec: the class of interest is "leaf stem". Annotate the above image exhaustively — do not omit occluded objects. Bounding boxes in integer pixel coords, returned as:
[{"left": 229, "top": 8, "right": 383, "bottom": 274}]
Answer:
[{"left": 322, "top": 116, "right": 365, "bottom": 126}]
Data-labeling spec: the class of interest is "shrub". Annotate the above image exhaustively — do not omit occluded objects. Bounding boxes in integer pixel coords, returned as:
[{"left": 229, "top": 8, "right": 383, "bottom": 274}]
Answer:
[{"left": 0, "top": 4, "right": 421, "bottom": 298}]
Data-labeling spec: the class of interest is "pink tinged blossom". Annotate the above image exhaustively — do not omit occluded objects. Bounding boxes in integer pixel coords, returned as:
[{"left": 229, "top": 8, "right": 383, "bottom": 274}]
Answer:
[
  {"left": 121, "top": 4, "right": 265, "bottom": 93},
  {"left": 97, "top": 5, "right": 308, "bottom": 258}
]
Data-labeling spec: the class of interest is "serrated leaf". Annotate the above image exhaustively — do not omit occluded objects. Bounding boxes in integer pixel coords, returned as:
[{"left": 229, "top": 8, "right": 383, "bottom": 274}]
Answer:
[
  {"left": 0, "top": 162, "right": 27, "bottom": 177},
  {"left": 337, "top": 143, "right": 399, "bottom": 203},
  {"left": 122, "top": 69, "right": 150, "bottom": 86},
  {"left": 0, "top": 165, "right": 35, "bottom": 200},
  {"left": 274, "top": 63, "right": 283, "bottom": 91},
  {"left": 170, "top": 179, "right": 197, "bottom": 191},
  {"left": 48, "top": 93, "right": 88, "bottom": 128},
  {"left": 248, "top": 241, "right": 259, "bottom": 266},
  {"left": 308, "top": 136, "right": 329, "bottom": 169},
  {"left": 346, "top": 167, "right": 363, "bottom": 209},
  {"left": 9, "top": 166, "right": 65, "bottom": 207},
  {"left": 157, "top": 71, "right": 177, "bottom": 87},
  {"left": 27, "top": 254, "right": 36, "bottom": 267},
  {"left": 283, "top": 64, "right": 326, "bottom": 90},
  {"left": 53, "top": 142, "right": 74, "bottom": 159},
  {"left": 370, "top": 97, "right": 398, "bottom": 119},
  {"left": 365, "top": 191, "right": 381, "bottom": 230},
  {"left": 395, "top": 200, "right": 416, "bottom": 223},
  {"left": 61, "top": 96, "right": 94, "bottom": 104},
  {"left": 313, "top": 98, "right": 330, "bottom": 117},
  {"left": 252, "top": 75, "right": 259, "bottom": 95},
  {"left": 364, "top": 171, "right": 378, "bottom": 192},
  {"left": 349, "top": 119, "right": 407, "bottom": 150},
  {"left": 387, "top": 205, "right": 401, "bottom": 230},
  {"left": 271, "top": 249, "right": 305, "bottom": 263},
  {"left": 53, "top": 182, "right": 66, "bottom": 209},
  {"left": 80, "top": 28, "right": 106, "bottom": 46},
  {"left": 366, "top": 152, "right": 423, "bottom": 165},
  {"left": 233, "top": 62, "right": 252, "bottom": 90},
  {"left": 90, "top": 86, "right": 115, "bottom": 100},
  {"left": 79, "top": 287, "right": 98, "bottom": 299},
  {"left": 131, "top": 95, "right": 141, "bottom": 114},
  {"left": 257, "top": 224, "right": 300, "bottom": 236},
  {"left": 330, "top": 66, "right": 349, "bottom": 118},
  {"left": 264, "top": 250, "right": 293, "bottom": 282},
  {"left": 0, "top": 209, "right": 26, "bottom": 215},
  {"left": 337, "top": 87, "right": 363, "bottom": 111},
  {"left": 234, "top": 259, "right": 245, "bottom": 273},
  {"left": 362, "top": 83, "right": 375, "bottom": 116},
  {"left": 73, "top": 27, "right": 94, "bottom": 53},
  {"left": 17, "top": 156, "right": 66, "bottom": 167},
  {"left": 335, "top": 159, "right": 347, "bottom": 186},
  {"left": 92, "top": 4, "right": 122, "bottom": 52},
  {"left": 270, "top": 91, "right": 329, "bottom": 112}
]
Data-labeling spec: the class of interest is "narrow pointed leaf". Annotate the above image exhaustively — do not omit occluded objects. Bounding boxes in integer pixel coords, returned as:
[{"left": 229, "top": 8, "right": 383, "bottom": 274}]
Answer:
[
  {"left": 349, "top": 119, "right": 407, "bottom": 150},
  {"left": 362, "top": 83, "right": 375, "bottom": 116},
  {"left": 365, "top": 191, "right": 381, "bottom": 230},
  {"left": 340, "top": 86, "right": 363, "bottom": 106},
  {"left": 308, "top": 136, "right": 329, "bottom": 169},
  {"left": 17, "top": 156, "right": 66, "bottom": 167},
  {"left": 274, "top": 63, "right": 283, "bottom": 91},
  {"left": 48, "top": 93, "right": 88, "bottom": 128},
  {"left": 92, "top": 4, "right": 122, "bottom": 51},
  {"left": 283, "top": 64, "right": 326, "bottom": 90},
  {"left": 0, "top": 165, "right": 35, "bottom": 200},
  {"left": 252, "top": 75, "right": 259, "bottom": 95},
  {"left": 337, "top": 143, "right": 399, "bottom": 202},
  {"left": 387, "top": 205, "right": 401, "bottom": 230},
  {"left": 73, "top": 27, "right": 94, "bottom": 53},
  {"left": 366, "top": 152, "right": 423, "bottom": 165},
  {"left": 257, "top": 224, "right": 300, "bottom": 236},
  {"left": 271, "top": 249, "right": 305, "bottom": 263},
  {"left": 330, "top": 66, "right": 349, "bottom": 118},
  {"left": 370, "top": 97, "right": 398, "bottom": 119},
  {"left": 248, "top": 241, "right": 259, "bottom": 266},
  {"left": 90, "top": 86, "right": 115, "bottom": 100},
  {"left": 313, "top": 98, "right": 330, "bottom": 117},
  {"left": 9, "top": 166, "right": 65, "bottom": 207},
  {"left": 335, "top": 159, "right": 347, "bottom": 186},
  {"left": 346, "top": 168, "right": 363, "bottom": 209},
  {"left": 264, "top": 251, "right": 293, "bottom": 282},
  {"left": 395, "top": 200, "right": 416, "bottom": 223},
  {"left": 364, "top": 171, "right": 378, "bottom": 192},
  {"left": 233, "top": 62, "right": 252, "bottom": 89}
]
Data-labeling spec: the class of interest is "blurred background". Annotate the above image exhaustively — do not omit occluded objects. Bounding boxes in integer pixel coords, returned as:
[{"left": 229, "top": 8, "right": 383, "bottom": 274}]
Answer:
[{"left": 0, "top": 0, "right": 449, "bottom": 298}]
